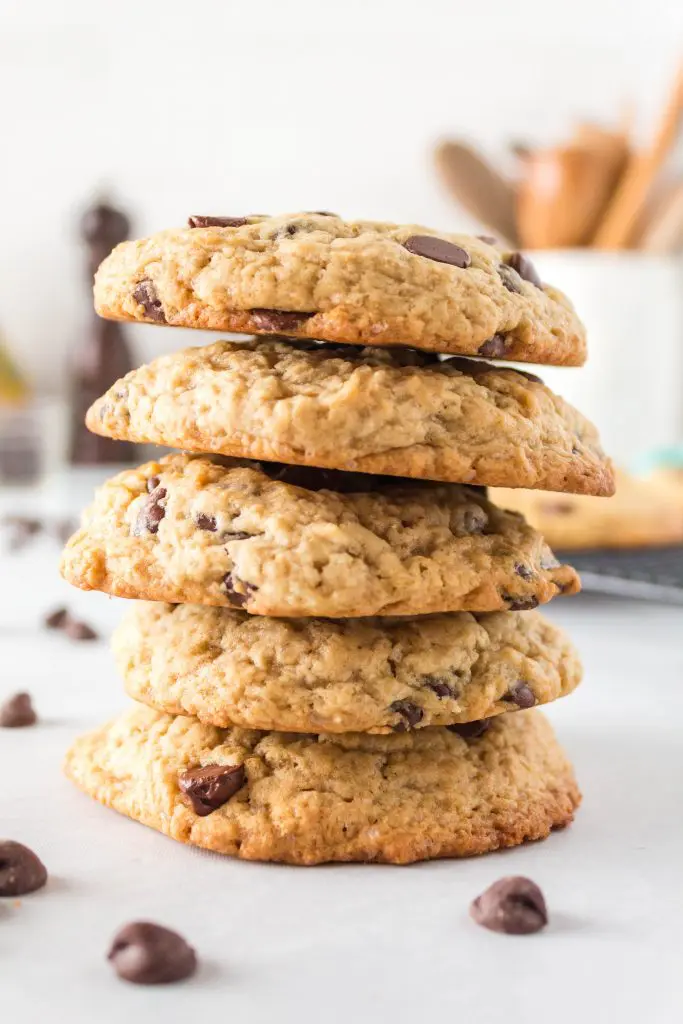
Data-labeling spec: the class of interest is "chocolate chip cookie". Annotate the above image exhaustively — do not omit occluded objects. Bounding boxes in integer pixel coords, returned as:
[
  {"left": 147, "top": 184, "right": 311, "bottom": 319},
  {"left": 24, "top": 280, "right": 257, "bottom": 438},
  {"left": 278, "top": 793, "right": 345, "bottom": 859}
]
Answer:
[
  {"left": 59, "top": 454, "right": 579, "bottom": 617},
  {"left": 114, "top": 603, "right": 582, "bottom": 733},
  {"left": 64, "top": 703, "right": 580, "bottom": 864},
  {"left": 87, "top": 339, "right": 613, "bottom": 494},
  {"left": 93, "top": 214, "right": 586, "bottom": 365}
]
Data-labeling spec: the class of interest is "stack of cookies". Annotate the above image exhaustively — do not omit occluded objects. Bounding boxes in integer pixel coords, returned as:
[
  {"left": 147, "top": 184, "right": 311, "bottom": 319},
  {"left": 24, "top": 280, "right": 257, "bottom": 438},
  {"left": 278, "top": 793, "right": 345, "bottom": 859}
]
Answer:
[{"left": 61, "top": 214, "right": 613, "bottom": 865}]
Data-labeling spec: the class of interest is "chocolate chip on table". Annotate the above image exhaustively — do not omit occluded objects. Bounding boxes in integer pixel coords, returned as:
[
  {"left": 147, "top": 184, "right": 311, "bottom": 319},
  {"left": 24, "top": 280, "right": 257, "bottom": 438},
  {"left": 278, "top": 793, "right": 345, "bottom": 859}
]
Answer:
[
  {"left": 470, "top": 876, "right": 548, "bottom": 935},
  {"left": 497, "top": 263, "right": 523, "bottom": 294},
  {"left": 0, "top": 840, "right": 48, "bottom": 895},
  {"left": 447, "top": 719, "right": 491, "bottom": 740},
  {"left": 504, "top": 682, "right": 536, "bottom": 709},
  {"left": 0, "top": 692, "right": 37, "bottom": 728},
  {"left": 508, "top": 252, "right": 542, "bottom": 289},
  {"left": 108, "top": 921, "right": 197, "bottom": 985},
  {"left": 132, "top": 280, "right": 166, "bottom": 323},
  {"left": 188, "top": 215, "right": 248, "bottom": 228},
  {"left": 133, "top": 486, "right": 167, "bottom": 536},
  {"left": 250, "top": 309, "right": 315, "bottom": 332},
  {"left": 178, "top": 764, "right": 246, "bottom": 816},
  {"left": 44, "top": 606, "right": 69, "bottom": 629},
  {"left": 403, "top": 235, "right": 471, "bottom": 268},
  {"left": 425, "top": 678, "right": 457, "bottom": 699},
  {"left": 63, "top": 618, "right": 99, "bottom": 642},
  {"left": 223, "top": 572, "right": 257, "bottom": 608},
  {"left": 389, "top": 699, "right": 424, "bottom": 731},
  {"left": 195, "top": 513, "right": 217, "bottom": 532},
  {"left": 477, "top": 334, "right": 508, "bottom": 358}
]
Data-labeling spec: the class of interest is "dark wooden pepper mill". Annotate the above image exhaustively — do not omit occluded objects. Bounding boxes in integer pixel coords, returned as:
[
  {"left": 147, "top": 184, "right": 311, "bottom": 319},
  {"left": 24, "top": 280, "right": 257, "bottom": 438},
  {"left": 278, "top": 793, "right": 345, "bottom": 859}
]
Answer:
[{"left": 69, "top": 199, "right": 137, "bottom": 465}]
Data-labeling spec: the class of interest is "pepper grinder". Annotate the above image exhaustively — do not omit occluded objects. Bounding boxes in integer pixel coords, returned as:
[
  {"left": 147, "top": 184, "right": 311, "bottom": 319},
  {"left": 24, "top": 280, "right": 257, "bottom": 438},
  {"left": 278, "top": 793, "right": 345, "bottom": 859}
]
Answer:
[{"left": 69, "top": 199, "right": 137, "bottom": 465}]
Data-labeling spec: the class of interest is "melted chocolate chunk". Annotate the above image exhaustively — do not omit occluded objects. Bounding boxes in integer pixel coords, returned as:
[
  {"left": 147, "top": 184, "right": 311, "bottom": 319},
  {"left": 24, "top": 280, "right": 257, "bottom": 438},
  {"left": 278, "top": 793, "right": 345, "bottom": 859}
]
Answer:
[
  {"left": 403, "top": 235, "right": 471, "bottom": 268},
  {"left": 133, "top": 486, "right": 167, "bottom": 536},
  {"left": 508, "top": 252, "right": 542, "bottom": 289},
  {"left": 447, "top": 719, "right": 491, "bottom": 740},
  {"left": 250, "top": 309, "right": 315, "bottom": 332},
  {"left": 478, "top": 334, "right": 508, "bottom": 358},
  {"left": 498, "top": 263, "right": 523, "bottom": 294},
  {"left": 514, "top": 563, "right": 534, "bottom": 580},
  {"left": 178, "top": 763, "right": 246, "bottom": 816},
  {"left": 425, "top": 678, "right": 457, "bottom": 699},
  {"left": 188, "top": 215, "right": 248, "bottom": 228},
  {"left": 132, "top": 281, "right": 166, "bottom": 323},
  {"left": 389, "top": 699, "right": 424, "bottom": 731},
  {"left": 504, "top": 683, "right": 536, "bottom": 709},
  {"left": 223, "top": 573, "right": 257, "bottom": 607},
  {"left": 503, "top": 595, "right": 540, "bottom": 612},
  {"left": 195, "top": 513, "right": 217, "bottom": 532}
]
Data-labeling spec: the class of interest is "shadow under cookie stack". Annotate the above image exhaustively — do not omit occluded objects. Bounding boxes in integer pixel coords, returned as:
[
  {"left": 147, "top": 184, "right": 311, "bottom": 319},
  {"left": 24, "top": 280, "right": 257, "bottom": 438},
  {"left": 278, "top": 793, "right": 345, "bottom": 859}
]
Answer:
[{"left": 61, "top": 213, "right": 614, "bottom": 865}]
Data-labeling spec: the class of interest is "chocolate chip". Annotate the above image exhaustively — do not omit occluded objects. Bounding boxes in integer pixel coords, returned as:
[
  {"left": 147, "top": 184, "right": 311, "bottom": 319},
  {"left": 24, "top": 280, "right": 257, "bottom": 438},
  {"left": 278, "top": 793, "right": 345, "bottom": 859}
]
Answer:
[
  {"left": 514, "top": 563, "right": 534, "bottom": 580},
  {"left": 425, "top": 678, "right": 457, "bottom": 699},
  {"left": 389, "top": 699, "right": 424, "bottom": 731},
  {"left": 504, "top": 682, "right": 536, "bottom": 709},
  {"left": 447, "top": 718, "right": 491, "bottom": 739},
  {"left": 108, "top": 921, "right": 197, "bottom": 984},
  {"left": 178, "top": 763, "right": 246, "bottom": 816},
  {"left": 461, "top": 506, "right": 489, "bottom": 535},
  {"left": 503, "top": 595, "right": 540, "bottom": 611},
  {"left": 498, "top": 263, "right": 523, "bottom": 294},
  {"left": 188, "top": 215, "right": 248, "bottom": 228},
  {"left": 250, "top": 309, "right": 315, "bottom": 332},
  {"left": 0, "top": 692, "right": 37, "bottom": 728},
  {"left": 195, "top": 513, "right": 217, "bottom": 532},
  {"left": 508, "top": 252, "right": 542, "bottom": 289},
  {"left": 132, "top": 280, "right": 166, "bottom": 323},
  {"left": 133, "top": 486, "right": 167, "bottom": 536},
  {"left": 477, "top": 334, "right": 508, "bottom": 358},
  {"left": 44, "top": 606, "right": 69, "bottom": 629},
  {"left": 63, "top": 618, "right": 99, "bottom": 641},
  {"left": 477, "top": 235, "right": 498, "bottom": 245},
  {"left": 223, "top": 573, "right": 257, "bottom": 608},
  {"left": 224, "top": 531, "right": 252, "bottom": 541},
  {"left": 259, "top": 462, "right": 379, "bottom": 494},
  {"left": 0, "top": 840, "right": 48, "bottom": 895},
  {"left": 146, "top": 475, "right": 160, "bottom": 493},
  {"left": 403, "top": 235, "right": 471, "bottom": 268},
  {"left": 470, "top": 876, "right": 548, "bottom": 934}
]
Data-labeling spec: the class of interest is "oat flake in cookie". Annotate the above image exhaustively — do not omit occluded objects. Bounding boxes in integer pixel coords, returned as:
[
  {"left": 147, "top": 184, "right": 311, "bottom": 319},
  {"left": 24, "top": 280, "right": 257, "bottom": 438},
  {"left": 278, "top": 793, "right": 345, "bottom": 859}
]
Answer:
[
  {"left": 93, "top": 213, "right": 586, "bottom": 365},
  {"left": 64, "top": 705, "right": 581, "bottom": 865},
  {"left": 60, "top": 453, "right": 580, "bottom": 617},
  {"left": 86, "top": 339, "right": 614, "bottom": 494}
]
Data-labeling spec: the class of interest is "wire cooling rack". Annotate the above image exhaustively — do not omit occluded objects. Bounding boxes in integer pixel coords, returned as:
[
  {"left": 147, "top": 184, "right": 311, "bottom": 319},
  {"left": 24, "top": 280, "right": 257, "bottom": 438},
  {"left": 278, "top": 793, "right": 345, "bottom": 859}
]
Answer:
[{"left": 559, "top": 546, "right": 683, "bottom": 604}]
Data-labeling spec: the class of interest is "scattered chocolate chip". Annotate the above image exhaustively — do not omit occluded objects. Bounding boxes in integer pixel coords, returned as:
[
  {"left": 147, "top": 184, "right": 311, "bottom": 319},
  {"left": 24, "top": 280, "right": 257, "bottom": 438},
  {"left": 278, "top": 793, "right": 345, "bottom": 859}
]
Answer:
[
  {"left": 503, "top": 595, "right": 540, "bottom": 612},
  {"left": 470, "top": 876, "right": 548, "bottom": 934},
  {"left": 132, "top": 280, "right": 166, "bottom": 323},
  {"left": 0, "top": 692, "right": 37, "bottom": 728},
  {"left": 477, "top": 235, "right": 498, "bottom": 245},
  {"left": 178, "top": 763, "right": 246, "bottom": 816},
  {"left": 498, "top": 263, "right": 523, "bottom": 294},
  {"left": 223, "top": 573, "right": 257, "bottom": 608},
  {"left": 146, "top": 475, "right": 160, "bottom": 493},
  {"left": 188, "top": 215, "right": 248, "bottom": 228},
  {"left": 0, "top": 840, "right": 48, "bottom": 895},
  {"left": 108, "top": 921, "right": 197, "bottom": 984},
  {"left": 195, "top": 513, "right": 217, "bottom": 532},
  {"left": 133, "top": 486, "right": 167, "bottom": 536},
  {"left": 477, "top": 334, "right": 508, "bottom": 358},
  {"left": 514, "top": 564, "right": 534, "bottom": 580},
  {"left": 461, "top": 506, "right": 489, "bottom": 535},
  {"left": 250, "top": 309, "right": 315, "bottom": 332},
  {"left": 425, "top": 678, "right": 456, "bottom": 699},
  {"left": 508, "top": 252, "right": 542, "bottom": 288},
  {"left": 44, "top": 606, "right": 69, "bottom": 629},
  {"left": 447, "top": 718, "right": 491, "bottom": 739},
  {"left": 403, "top": 235, "right": 471, "bottom": 268},
  {"left": 63, "top": 618, "right": 99, "bottom": 642},
  {"left": 389, "top": 699, "right": 424, "bottom": 731},
  {"left": 504, "top": 682, "right": 536, "bottom": 709}
]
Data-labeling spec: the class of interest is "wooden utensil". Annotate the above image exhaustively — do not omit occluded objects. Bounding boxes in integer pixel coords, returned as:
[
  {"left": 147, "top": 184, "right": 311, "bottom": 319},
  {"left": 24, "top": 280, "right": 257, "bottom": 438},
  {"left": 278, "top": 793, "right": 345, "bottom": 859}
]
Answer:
[
  {"left": 434, "top": 140, "right": 519, "bottom": 245},
  {"left": 592, "top": 64, "right": 683, "bottom": 249},
  {"left": 639, "top": 180, "right": 683, "bottom": 252}
]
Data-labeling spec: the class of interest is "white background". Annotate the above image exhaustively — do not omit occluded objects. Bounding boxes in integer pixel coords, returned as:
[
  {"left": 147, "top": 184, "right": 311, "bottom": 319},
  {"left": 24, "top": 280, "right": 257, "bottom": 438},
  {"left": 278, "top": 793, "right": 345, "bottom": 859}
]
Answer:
[{"left": 1, "top": 0, "right": 682, "bottom": 398}]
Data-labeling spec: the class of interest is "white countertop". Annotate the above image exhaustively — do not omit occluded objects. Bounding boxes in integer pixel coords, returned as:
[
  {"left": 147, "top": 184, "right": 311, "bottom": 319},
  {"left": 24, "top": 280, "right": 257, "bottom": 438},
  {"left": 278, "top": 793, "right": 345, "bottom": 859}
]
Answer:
[{"left": 2, "top": 478, "right": 683, "bottom": 1023}]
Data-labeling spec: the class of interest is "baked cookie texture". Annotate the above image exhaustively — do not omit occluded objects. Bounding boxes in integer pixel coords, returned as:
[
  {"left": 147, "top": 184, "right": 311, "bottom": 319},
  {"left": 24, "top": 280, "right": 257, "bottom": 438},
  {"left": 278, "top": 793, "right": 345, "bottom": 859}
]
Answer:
[
  {"left": 87, "top": 339, "right": 613, "bottom": 495},
  {"left": 494, "top": 469, "right": 683, "bottom": 550},
  {"left": 60, "top": 454, "right": 580, "bottom": 617},
  {"left": 93, "top": 214, "right": 587, "bottom": 366},
  {"left": 64, "top": 704, "right": 580, "bottom": 865},
  {"left": 114, "top": 603, "right": 582, "bottom": 734}
]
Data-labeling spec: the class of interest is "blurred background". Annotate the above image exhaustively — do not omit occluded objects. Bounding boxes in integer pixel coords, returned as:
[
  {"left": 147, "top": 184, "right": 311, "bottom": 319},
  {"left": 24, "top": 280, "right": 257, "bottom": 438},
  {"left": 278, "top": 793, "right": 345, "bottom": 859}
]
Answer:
[{"left": 0, "top": 0, "right": 682, "bottom": 489}]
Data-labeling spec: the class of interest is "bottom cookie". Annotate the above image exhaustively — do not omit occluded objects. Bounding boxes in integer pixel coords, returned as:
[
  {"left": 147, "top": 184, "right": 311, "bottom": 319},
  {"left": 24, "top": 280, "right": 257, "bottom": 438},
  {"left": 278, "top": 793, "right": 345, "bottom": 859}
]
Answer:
[{"left": 64, "top": 704, "right": 580, "bottom": 865}]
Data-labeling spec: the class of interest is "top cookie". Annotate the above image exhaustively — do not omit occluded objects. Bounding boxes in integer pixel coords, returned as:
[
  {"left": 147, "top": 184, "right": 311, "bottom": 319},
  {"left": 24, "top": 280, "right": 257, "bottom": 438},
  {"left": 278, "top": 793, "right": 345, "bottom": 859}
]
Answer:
[{"left": 93, "top": 213, "right": 586, "bottom": 365}]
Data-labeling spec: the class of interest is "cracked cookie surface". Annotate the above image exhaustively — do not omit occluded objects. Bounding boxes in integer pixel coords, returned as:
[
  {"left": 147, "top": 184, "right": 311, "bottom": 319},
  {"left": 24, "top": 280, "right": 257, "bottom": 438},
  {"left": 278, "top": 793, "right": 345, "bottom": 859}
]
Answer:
[
  {"left": 60, "top": 454, "right": 580, "bottom": 617},
  {"left": 64, "top": 704, "right": 580, "bottom": 864},
  {"left": 87, "top": 339, "right": 613, "bottom": 494},
  {"left": 115, "top": 603, "right": 582, "bottom": 733},
  {"left": 93, "top": 214, "right": 586, "bottom": 365}
]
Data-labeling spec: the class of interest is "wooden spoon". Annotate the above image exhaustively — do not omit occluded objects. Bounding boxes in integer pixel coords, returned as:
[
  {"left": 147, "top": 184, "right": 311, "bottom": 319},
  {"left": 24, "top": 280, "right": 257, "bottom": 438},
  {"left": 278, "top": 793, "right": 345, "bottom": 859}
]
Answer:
[{"left": 434, "top": 140, "right": 518, "bottom": 245}]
